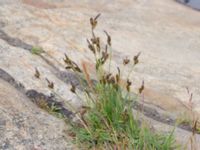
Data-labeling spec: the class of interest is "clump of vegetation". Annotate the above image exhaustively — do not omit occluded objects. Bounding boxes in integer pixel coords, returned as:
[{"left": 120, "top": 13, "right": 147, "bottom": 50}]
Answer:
[
  {"left": 176, "top": 88, "right": 200, "bottom": 149},
  {"left": 36, "top": 98, "right": 64, "bottom": 119},
  {"left": 31, "top": 46, "right": 44, "bottom": 55},
  {"left": 62, "top": 14, "right": 177, "bottom": 149},
  {"left": 176, "top": 111, "right": 191, "bottom": 127}
]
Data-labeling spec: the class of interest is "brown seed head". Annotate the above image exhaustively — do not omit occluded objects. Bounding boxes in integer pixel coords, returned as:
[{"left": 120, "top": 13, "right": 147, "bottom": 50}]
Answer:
[
  {"left": 123, "top": 57, "right": 130, "bottom": 65},
  {"left": 87, "top": 39, "right": 96, "bottom": 54},
  {"left": 64, "top": 55, "right": 82, "bottom": 73},
  {"left": 90, "top": 18, "right": 97, "bottom": 29},
  {"left": 133, "top": 52, "right": 141, "bottom": 65},
  {"left": 102, "top": 50, "right": 109, "bottom": 64},
  {"left": 90, "top": 13, "right": 101, "bottom": 30},
  {"left": 116, "top": 74, "right": 120, "bottom": 83},
  {"left": 116, "top": 67, "right": 121, "bottom": 83},
  {"left": 96, "top": 38, "right": 101, "bottom": 52},
  {"left": 63, "top": 54, "right": 71, "bottom": 65},
  {"left": 34, "top": 68, "right": 40, "bottom": 79},
  {"left": 126, "top": 79, "right": 132, "bottom": 92},
  {"left": 106, "top": 73, "right": 112, "bottom": 81},
  {"left": 139, "top": 80, "right": 144, "bottom": 94},
  {"left": 104, "top": 31, "right": 111, "bottom": 46},
  {"left": 109, "top": 76, "right": 115, "bottom": 84},
  {"left": 74, "top": 66, "right": 82, "bottom": 73},
  {"left": 70, "top": 82, "right": 76, "bottom": 93},
  {"left": 46, "top": 78, "right": 54, "bottom": 89},
  {"left": 65, "top": 66, "right": 72, "bottom": 70},
  {"left": 71, "top": 62, "right": 82, "bottom": 73},
  {"left": 91, "top": 36, "right": 100, "bottom": 45},
  {"left": 91, "top": 35, "right": 100, "bottom": 52}
]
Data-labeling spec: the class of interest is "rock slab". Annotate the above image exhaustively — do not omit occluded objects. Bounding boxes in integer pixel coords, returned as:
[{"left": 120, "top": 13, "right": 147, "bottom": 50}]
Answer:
[{"left": 0, "top": 79, "right": 75, "bottom": 150}]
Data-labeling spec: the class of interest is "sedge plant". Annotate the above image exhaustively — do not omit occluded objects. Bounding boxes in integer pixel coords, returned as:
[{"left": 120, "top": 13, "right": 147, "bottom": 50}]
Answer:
[{"left": 63, "top": 14, "right": 177, "bottom": 150}]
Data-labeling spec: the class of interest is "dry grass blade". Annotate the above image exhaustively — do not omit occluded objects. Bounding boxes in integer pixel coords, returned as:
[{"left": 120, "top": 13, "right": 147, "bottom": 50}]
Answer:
[{"left": 82, "top": 62, "right": 93, "bottom": 88}]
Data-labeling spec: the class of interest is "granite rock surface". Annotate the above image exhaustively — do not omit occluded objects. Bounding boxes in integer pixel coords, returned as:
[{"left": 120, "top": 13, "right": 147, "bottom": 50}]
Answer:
[{"left": 0, "top": 0, "right": 200, "bottom": 149}]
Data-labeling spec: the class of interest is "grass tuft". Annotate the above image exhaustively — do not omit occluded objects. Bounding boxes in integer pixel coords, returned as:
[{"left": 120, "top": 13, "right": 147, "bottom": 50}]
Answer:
[
  {"left": 31, "top": 46, "right": 44, "bottom": 55},
  {"left": 65, "top": 14, "right": 177, "bottom": 149}
]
